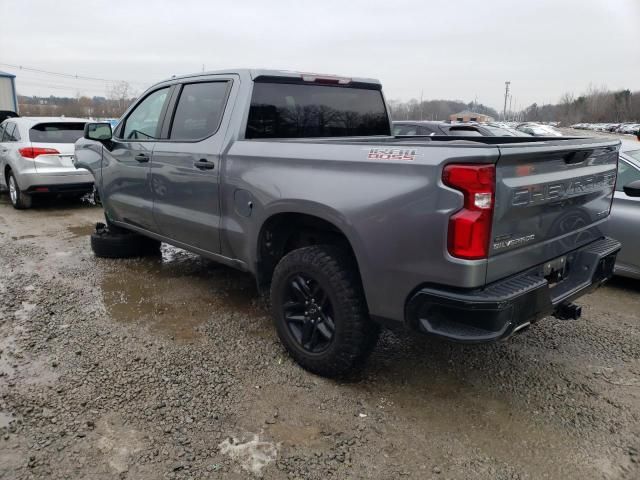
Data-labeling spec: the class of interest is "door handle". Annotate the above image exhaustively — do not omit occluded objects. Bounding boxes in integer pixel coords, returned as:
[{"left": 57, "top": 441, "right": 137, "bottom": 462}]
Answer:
[
  {"left": 194, "top": 159, "right": 215, "bottom": 170},
  {"left": 135, "top": 153, "right": 150, "bottom": 163}
]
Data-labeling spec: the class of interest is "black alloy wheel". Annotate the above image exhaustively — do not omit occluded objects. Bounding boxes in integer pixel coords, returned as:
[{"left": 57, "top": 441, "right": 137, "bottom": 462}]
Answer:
[{"left": 283, "top": 273, "right": 335, "bottom": 353}]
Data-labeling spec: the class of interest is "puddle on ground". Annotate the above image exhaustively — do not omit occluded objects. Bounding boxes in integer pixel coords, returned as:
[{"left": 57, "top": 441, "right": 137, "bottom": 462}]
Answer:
[
  {"left": 66, "top": 225, "right": 95, "bottom": 238},
  {"left": 100, "top": 245, "right": 264, "bottom": 342},
  {"left": 266, "top": 423, "right": 325, "bottom": 448}
]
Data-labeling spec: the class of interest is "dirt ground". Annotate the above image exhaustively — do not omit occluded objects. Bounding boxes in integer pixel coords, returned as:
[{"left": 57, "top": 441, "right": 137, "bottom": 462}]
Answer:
[{"left": 0, "top": 194, "right": 638, "bottom": 480}]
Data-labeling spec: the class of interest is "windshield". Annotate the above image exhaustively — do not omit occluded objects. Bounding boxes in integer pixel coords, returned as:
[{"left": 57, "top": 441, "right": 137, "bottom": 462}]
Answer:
[
  {"left": 246, "top": 82, "right": 390, "bottom": 138},
  {"left": 29, "top": 122, "right": 86, "bottom": 143}
]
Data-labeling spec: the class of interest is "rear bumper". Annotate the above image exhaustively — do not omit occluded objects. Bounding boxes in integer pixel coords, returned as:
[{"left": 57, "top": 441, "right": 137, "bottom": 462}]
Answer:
[
  {"left": 405, "top": 237, "right": 621, "bottom": 343},
  {"left": 25, "top": 182, "right": 94, "bottom": 195},
  {"left": 18, "top": 170, "right": 94, "bottom": 192}
]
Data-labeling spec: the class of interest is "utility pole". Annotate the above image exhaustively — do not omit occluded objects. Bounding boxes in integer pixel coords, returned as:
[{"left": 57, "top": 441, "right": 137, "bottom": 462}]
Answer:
[
  {"left": 503, "top": 81, "right": 510, "bottom": 121},
  {"left": 508, "top": 94, "right": 513, "bottom": 121},
  {"left": 420, "top": 89, "right": 424, "bottom": 120}
]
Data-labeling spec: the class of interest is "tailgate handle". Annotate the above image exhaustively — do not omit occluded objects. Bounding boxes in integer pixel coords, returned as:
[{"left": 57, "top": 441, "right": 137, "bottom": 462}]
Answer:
[{"left": 563, "top": 150, "right": 592, "bottom": 165}]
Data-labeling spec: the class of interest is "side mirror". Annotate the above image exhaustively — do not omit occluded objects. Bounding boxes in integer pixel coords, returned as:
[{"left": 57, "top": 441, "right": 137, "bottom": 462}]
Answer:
[
  {"left": 84, "top": 122, "right": 112, "bottom": 141},
  {"left": 623, "top": 180, "right": 640, "bottom": 197}
]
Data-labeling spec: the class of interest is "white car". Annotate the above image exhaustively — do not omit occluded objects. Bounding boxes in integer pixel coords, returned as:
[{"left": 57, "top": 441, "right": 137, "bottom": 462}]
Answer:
[{"left": 0, "top": 117, "right": 94, "bottom": 209}]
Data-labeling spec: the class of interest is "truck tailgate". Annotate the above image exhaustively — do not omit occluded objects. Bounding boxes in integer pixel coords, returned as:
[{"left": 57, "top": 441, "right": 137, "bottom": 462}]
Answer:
[{"left": 487, "top": 138, "right": 620, "bottom": 283}]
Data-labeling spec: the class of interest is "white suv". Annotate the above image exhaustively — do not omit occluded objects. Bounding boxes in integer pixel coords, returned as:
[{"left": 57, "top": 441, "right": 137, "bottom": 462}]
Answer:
[{"left": 0, "top": 117, "right": 95, "bottom": 209}]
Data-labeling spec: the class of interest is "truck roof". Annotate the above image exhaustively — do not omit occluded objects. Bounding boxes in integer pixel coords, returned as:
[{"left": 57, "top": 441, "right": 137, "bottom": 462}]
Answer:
[{"left": 158, "top": 68, "right": 382, "bottom": 87}]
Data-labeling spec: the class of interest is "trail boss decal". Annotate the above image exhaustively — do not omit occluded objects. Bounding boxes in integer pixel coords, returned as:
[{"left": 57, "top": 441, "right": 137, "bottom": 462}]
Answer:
[{"left": 367, "top": 148, "right": 417, "bottom": 161}]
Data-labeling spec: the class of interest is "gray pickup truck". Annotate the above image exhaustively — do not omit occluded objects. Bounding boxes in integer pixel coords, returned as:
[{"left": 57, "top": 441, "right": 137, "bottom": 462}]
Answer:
[{"left": 75, "top": 69, "right": 622, "bottom": 377}]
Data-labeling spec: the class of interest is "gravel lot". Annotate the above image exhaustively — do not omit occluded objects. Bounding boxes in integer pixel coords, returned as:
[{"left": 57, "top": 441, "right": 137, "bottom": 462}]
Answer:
[{"left": 0, "top": 192, "right": 639, "bottom": 479}]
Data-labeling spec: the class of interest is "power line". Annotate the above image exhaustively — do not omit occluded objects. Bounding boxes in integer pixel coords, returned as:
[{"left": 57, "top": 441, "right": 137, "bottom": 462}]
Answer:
[{"left": 0, "top": 61, "right": 147, "bottom": 86}]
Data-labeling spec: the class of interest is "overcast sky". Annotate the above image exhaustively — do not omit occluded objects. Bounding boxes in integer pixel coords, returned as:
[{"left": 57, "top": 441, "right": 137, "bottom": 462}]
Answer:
[{"left": 1, "top": 0, "right": 638, "bottom": 110}]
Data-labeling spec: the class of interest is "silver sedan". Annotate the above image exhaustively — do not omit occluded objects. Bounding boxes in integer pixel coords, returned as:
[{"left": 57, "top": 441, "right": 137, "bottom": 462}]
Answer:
[{"left": 605, "top": 140, "right": 640, "bottom": 279}]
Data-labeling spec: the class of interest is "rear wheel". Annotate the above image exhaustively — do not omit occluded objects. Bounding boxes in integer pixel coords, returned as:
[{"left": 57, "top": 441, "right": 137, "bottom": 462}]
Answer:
[
  {"left": 270, "top": 245, "right": 379, "bottom": 377},
  {"left": 7, "top": 171, "right": 32, "bottom": 209},
  {"left": 90, "top": 222, "right": 161, "bottom": 258}
]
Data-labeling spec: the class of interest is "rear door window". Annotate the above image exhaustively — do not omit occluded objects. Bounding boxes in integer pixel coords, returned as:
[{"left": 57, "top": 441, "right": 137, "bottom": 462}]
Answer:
[
  {"left": 246, "top": 82, "right": 390, "bottom": 138},
  {"left": 29, "top": 123, "right": 85, "bottom": 143},
  {"left": 169, "top": 81, "right": 229, "bottom": 140}
]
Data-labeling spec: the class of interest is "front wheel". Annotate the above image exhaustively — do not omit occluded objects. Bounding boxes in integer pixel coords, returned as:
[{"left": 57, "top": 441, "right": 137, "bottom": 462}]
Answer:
[
  {"left": 90, "top": 222, "right": 161, "bottom": 258},
  {"left": 7, "top": 171, "right": 32, "bottom": 209},
  {"left": 270, "top": 245, "right": 380, "bottom": 377}
]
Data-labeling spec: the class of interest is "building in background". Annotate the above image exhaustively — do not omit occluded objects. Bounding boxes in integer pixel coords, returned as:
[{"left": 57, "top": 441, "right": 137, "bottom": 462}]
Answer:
[
  {"left": 449, "top": 110, "right": 494, "bottom": 123},
  {"left": 0, "top": 71, "right": 19, "bottom": 121}
]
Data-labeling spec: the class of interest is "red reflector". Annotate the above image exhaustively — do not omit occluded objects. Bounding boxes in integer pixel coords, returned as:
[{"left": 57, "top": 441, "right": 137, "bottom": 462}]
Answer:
[
  {"left": 443, "top": 164, "right": 496, "bottom": 259},
  {"left": 18, "top": 147, "right": 60, "bottom": 159},
  {"left": 34, "top": 187, "right": 49, "bottom": 192}
]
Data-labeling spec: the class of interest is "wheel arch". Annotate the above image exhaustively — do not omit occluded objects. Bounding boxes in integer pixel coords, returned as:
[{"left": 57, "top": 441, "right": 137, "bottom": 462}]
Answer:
[{"left": 255, "top": 205, "right": 367, "bottom": 293}]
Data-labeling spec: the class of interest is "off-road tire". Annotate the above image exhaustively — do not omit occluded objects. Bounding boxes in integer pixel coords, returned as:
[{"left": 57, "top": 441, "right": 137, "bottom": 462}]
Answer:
[
  {"left": 7, "top": 171, "right": 32, "bottom": 209},
  {"left": 270, "top": 245, "right": 380, "bottom": 377},
  {"left": 90, "top": 222, "right": 161, "bottom": 258}
]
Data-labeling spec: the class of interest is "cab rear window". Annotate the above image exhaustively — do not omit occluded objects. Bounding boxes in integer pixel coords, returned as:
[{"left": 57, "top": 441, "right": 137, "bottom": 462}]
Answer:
[
  {"left": 29, "top": 123, "right": 85, "bottom": 143},
  {"left": 246, "top": 82, "right": 390, "bottom": 138}
]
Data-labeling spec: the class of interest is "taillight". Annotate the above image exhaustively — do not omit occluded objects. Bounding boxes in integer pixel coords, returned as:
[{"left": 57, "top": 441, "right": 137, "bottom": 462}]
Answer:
[
  {"left": 442, "top": 164, "right": 496, "bottom": 260},
  {"left": 18, "top": 147, "right": 60, "bottom": 159}
]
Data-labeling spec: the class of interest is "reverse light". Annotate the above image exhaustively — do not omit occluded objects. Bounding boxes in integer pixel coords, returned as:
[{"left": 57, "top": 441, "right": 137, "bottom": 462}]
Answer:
[
  {"left": 442, "top": 164, "right": 496, "bottom": 260},
  {"left": 19, "top": 147, "right": 60, "bottom": 159}
]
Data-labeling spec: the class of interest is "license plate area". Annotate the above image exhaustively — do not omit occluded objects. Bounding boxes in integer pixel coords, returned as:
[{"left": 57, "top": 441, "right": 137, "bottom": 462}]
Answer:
[
  {"left": 59, "top": 155, "right": 75, "bottom": 167},
  {"left": 543, "top": 255, "right": 568, "bottom": 287}
]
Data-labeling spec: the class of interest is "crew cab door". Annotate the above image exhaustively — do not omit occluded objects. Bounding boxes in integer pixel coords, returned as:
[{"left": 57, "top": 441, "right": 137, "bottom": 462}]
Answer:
[
  {"left": 102, "top": 87, "right": 171, "bottom": 231},
  {"left": 150, "top": 77, "right": 235, "bottom": 253}
]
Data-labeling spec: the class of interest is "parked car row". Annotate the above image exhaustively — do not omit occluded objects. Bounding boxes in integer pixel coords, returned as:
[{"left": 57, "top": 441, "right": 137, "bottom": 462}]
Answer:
[
  {"left": 392, "top": 120, "right": 528, "bottom": 137},
  {"left": 514, "top": 122, "right": 564, "bottom": 137},
  {"left": 572, "top": 122, "right": 640, "bottom": 135},
  {"left": 392, "top": 120, "right": 564, "bottom": 138}
]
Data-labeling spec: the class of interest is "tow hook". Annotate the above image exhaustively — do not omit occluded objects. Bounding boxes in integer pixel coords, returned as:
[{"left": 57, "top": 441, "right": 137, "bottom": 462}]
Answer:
[{"left": 554, "top": 302, "right": 582, "bottom": 320}]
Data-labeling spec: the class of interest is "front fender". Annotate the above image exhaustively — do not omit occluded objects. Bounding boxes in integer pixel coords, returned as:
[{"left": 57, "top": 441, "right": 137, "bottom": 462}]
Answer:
[{"left": 74, "top": 138, "right": 103, "bottom": 186}]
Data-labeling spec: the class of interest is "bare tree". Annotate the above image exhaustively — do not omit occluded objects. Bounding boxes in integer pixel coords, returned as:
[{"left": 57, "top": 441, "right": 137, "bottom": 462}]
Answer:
[{"left": 108, "top": 81, "right": 135, "bottom": 116}]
